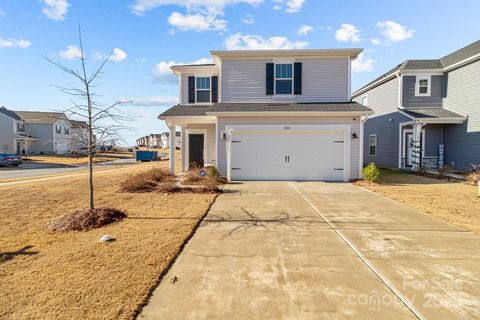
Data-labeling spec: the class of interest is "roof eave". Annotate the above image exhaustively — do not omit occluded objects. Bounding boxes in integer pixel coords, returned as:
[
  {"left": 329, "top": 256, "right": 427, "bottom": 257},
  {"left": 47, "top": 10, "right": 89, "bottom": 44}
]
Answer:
[{"left": 206, "top": 111, "right": 374, "bottom": 117}]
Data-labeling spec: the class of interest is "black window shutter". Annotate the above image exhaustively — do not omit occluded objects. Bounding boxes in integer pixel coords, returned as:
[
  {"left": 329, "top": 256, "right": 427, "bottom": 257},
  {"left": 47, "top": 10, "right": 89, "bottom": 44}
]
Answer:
[
  {"left": 266, "top": 63, "right": 274, "bottom": 95},
  {"left": 294, "top": 62, "right": 302, "bottom": 95},
  {"left": 211, "top": 76, "right": 218, "bottom": 103},
  {"left": 188, "top": 76, "right": 195, "bottom": 103}
]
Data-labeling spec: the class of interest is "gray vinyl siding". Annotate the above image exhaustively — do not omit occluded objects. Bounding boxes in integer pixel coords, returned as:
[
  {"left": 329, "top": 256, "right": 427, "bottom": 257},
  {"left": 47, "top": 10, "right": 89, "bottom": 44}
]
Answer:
[
  {"left": 220, "top": 57, "right": 349, "bottom": 103},
  {"left": 442, "top": 59, "right": 480, "bottom": 170},
  {"left": 424, "top": 124, "right": 443, "bottom": 157},
  {"left": 216, "top": 117, "right": 360, "bottom": 180},
  {"left": 402, "top": 75, "right": 443, "bottom": 108},
  {"left": 25, "top": 123, "right": 54, "bottom": 154},
  {"left": 353, "top": 77, "right": 408, "bottom": 168},
  {"left": 0, "top": 114, "right": 14, "bottom": 153}
]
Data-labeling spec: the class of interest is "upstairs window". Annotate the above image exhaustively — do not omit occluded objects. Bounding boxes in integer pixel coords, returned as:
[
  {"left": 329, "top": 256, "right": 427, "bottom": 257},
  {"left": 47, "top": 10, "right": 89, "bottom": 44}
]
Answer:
[
  {"left": 64, "top": 126, "right": 70, "bottom": 135},
  {"left": 196, "top": 77, "right": 211, "bottom": 103},
  {"left": 416, "top": 76, "right": 431, "bottom": 96},
  {"left": 275, "top": 64, "right": 293, "bottom": 95},
  {"left": 55, "top": 125, "right": 62, "bottom": 134},
  {"left": 361, "top": 95, "right": 368, "bottom": 106},
  {"left": 17, "top": 122, "right": 25, "bottom": 133}
]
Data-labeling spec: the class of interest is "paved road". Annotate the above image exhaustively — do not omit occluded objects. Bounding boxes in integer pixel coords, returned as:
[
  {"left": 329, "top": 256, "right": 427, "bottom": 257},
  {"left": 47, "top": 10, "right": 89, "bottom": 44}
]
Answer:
[
  {"left": 140, "top": 181, "right": 480, "bottom": 320},
  {"left": 0, "top": 158, "right": 137, "bottom": 181}
]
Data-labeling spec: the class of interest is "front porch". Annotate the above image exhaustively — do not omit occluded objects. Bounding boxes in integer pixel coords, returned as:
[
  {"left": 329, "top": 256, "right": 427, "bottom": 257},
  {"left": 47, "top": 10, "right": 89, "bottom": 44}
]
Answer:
[
  {"left": 14, "top": 134, "right": 38, "bottom": 155},
  {"left": 165, "top": 117, "right": 217, "bottom": 175},
  {"left": 398, "top": 108, "right": 466, "bottom": 171}
]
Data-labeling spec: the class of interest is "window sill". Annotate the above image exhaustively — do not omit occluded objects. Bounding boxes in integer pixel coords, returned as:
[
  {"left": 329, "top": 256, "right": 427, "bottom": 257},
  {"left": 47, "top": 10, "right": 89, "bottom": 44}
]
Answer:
[
  {"left": 415, "top": 93, "right": 431, "bottom": 97},
  {"left": 272, "top": 94, "right": 296, "bottom": 99}
]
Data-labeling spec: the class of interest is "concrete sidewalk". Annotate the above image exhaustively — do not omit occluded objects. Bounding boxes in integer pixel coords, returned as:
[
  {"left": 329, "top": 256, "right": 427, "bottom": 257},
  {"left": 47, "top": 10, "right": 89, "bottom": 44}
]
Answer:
[{"left": 140, "top": 182, "right": 480, "bottom": 320}]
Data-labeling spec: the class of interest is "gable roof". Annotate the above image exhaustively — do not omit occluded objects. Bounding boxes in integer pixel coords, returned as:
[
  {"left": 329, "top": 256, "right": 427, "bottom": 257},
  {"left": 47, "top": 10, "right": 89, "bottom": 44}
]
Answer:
[
  {"left": 15, "top": 111, "right": 69, "bottom": 124},
  {"left": 0, "top": 106, "right": 22, "bottom": 121},
  {"left": 158, "top": 102, "right": 372, "bottom": 118},
  {"left": 70, "top": 120, "right": 87, "bottom": 128},
  {"left": 352, "top": 40, "right": 480, "bottom": 98}
]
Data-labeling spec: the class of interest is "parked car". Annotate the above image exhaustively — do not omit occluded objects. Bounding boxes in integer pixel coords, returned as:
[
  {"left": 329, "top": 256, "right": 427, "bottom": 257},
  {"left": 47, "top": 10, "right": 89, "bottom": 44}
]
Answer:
[{"left": 0, "top": 153, "right": 23, "bottom": 167}]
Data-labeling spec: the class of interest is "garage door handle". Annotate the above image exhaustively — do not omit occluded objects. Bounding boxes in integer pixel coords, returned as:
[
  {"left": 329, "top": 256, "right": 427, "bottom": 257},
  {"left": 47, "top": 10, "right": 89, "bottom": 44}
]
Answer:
[
  {"left": 232, "top": 168, "right": 241, "bottom": 170},
  {"left": 334, "top": 168, "right": 344, "bottom": 171}
]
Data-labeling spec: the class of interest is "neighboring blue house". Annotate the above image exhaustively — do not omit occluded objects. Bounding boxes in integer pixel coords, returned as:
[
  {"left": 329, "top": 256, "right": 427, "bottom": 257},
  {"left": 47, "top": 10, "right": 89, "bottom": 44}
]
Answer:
[{"left": 352, "top": 40, "right": 480, "bottom": 172}]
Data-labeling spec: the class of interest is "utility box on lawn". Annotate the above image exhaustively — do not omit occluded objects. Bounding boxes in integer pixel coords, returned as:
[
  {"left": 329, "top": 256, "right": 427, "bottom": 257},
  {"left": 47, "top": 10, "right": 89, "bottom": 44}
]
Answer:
[{"left": 136, "top": 150, "right": 158, "bottom": 162}]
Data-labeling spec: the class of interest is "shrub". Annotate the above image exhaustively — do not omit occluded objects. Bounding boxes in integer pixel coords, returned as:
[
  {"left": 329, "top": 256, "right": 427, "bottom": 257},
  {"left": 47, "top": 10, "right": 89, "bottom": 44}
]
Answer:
[
  {"left": 206, "top": 165, "right": 219, "bottom": 178},
  {"left": 438, "top": 165, "right": 452, "bottom": 179},
  {"left": 200, "top": 176, "right": 222, "bottom": 192},
  {"left": 46, "top": 208, "right": 127, "bottom": 232},
  {"left": 184, "top": 167, "right": 203, "bottom": 183},
  {"left": 144, "top": 167, "right": 170, "bottom": 182},
  {"left": 363, "top": 162, "right": 381, "bottom": 182},
  {"left": 466, "top": 164, "right": 480, "bottom": 185},
  {"left": 119, "top": 171, "right": 157, "bottom": 192}
]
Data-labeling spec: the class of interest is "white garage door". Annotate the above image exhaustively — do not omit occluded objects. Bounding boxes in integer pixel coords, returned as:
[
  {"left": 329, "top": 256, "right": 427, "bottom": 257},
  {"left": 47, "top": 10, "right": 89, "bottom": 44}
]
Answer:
[{"left": 229, "top": 126, "right": 349, "bottom": 181}]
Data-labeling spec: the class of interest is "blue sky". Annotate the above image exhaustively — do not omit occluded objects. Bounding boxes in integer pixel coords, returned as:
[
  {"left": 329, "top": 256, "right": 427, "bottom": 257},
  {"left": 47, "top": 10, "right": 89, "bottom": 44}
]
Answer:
[{"left": 1, "top": 0, "right": 479, "bottom": 144}]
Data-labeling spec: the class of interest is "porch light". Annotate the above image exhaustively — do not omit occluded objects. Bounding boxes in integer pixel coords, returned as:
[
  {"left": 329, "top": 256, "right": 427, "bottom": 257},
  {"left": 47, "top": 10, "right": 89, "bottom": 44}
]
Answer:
[
  {"left": 221, "top": 131, "right": 227, "bottom": 140},
  {"left": 352, "top": 132, "right": 358, "bottom": 139}
]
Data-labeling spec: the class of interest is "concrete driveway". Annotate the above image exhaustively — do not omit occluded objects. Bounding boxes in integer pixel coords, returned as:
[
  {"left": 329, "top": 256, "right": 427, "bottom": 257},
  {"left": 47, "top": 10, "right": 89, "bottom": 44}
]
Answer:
[{"left": 140, "top": 182, "right": 480, "bottom": 320}]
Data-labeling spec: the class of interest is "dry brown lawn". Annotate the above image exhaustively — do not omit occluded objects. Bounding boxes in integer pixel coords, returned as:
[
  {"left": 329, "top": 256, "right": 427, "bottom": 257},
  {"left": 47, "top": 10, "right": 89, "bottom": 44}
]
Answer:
[
  {"left": 0, "top": 162, "right": 217, "bottom": 320},
  {"left": 355, "top": 169, "right": 480, "bottom": 233},
  {"left": 26, "top": 154, "right": 119, "bottom": 165}
]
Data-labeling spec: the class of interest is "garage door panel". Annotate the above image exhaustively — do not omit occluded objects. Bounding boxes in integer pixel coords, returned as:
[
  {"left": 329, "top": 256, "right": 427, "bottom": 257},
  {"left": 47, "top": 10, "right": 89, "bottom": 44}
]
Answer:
[{"left": 230, "top": 129, "right": 347, "bottom": 181}]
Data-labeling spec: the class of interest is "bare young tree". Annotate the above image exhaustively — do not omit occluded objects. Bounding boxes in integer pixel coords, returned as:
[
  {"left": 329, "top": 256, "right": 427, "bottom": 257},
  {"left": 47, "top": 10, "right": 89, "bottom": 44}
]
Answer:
[{"left": 45, "top": 26, "right": 130, "bottom": 210}]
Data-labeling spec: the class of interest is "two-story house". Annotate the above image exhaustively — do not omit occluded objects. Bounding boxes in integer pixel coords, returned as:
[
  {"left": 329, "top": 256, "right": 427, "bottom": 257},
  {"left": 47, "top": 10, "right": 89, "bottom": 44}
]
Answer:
[
  {"left": 0, "top": 107, "right": 73, "bottom": 155},
  {"left": 160, "top": 132, "right": 181, "bottom": 149},
  {"left": 159, "top": 49, "right": 373, "bottom": 181},
  {"left": 352, "top": 40, "right": 479, "bottom": 172}
]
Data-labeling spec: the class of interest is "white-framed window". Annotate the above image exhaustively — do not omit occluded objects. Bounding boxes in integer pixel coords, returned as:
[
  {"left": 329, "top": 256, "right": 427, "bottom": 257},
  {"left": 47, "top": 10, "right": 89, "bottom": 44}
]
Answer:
[
  {"left": 415, "top": 76, "right": 431, "bottom": 96},
  {"left": 64, "top": 126, "right": 70, "bottom": 135},
  {"left": 361, "top": 95, "right": 368, "bottom": 106},
  {"left": 369, "top": 134, "right": 377, "bottom": 156},
  {"left": 55, "top": 125, "right": 62, "bottom": 134},
  {"left": 196, "top": 76, "right": 211, "bottom": 103},
  {"left": 16, "top": 122, "right": 25, "bottom": 133},
  {"left": 275, "top": 63, "right": 293, "bottom": 95}
]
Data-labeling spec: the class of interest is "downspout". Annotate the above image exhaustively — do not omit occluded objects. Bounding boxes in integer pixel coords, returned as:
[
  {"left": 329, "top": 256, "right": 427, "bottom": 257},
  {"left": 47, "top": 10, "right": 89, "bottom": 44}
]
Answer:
[
  {"left": 359, "top": 114, "right": 368, "bottom": 179},
  {"left": 396, "top": 71, "right": 403, "bottom": 109}
]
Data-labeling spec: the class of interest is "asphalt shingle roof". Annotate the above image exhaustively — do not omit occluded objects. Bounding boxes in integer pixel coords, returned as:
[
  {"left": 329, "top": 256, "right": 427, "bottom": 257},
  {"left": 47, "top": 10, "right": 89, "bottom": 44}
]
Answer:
[
  {"left": 0, "top": 107, "right": 22, "bottom": 121},
  {"left": 158, "top": 102, "right": 372, "bottom": 118},
  {"left": 353, "top": 40, "right": 480, "bottom": 97},
  {"left": 70, "top": 120, "right": 87, "bottom": 128},
  {"left": 402, "top": 108, "right": 466, "bottom": 119},
  {"left": 15, "top": 111, "right": 68, "bottom": 124}
]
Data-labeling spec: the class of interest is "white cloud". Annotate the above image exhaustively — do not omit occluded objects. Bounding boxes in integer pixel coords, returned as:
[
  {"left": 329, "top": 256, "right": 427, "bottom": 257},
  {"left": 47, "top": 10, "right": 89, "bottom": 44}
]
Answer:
[
  {"left": 371, "top": 38, "right": 381, "bottom": 45},
  {"left": 167, "top": 11, "right": 227, "bottom": 32},
  {"left": 123, "top": 108, "right": 151, "bottom": 118},
  {"left": 152, "top": 57, "right": 213, "bottom": 82},
  {"left": 242, "top": 14, "right": 255, "bottom": 25},
  {"left": 273, "top": 0, "right": 305, "bottom": 13},
  {"left": 130, "top": 0, "right": 262, "bottom": 15},
  {"left": 224, "top": 33, "right": 309, "bottom": 50},
  {"left": 285, "top": 0, "right": 305, "bottom": 13},
  {"left": 41, "top": 0, "right": 69, "bottom": 21},
  {"left": 58, "top": 45, "right": 81, "bottom": 59},
  {"left": 297, "top": 24, "right": 313, "bottom": 36},
  {"left": 0, "top": 38, "right": 31, "bottom": 49},
  {"left": 109, "top": 48, "right": 128, "bottom": 62},
  {"left": 335, "top": 23, "right": 362, "bottom": 43},
  {"left": 120, "top": 96, "right": 179, "bottom": 106},
  {"left": 377, "top": 20, "right": 414, "bottom": 42},
  {"left": 351, "top": 53, "right": 376, "bottom": 73},
  {"left": 93, "top": 48, "right": 128, "bottom": 62}
]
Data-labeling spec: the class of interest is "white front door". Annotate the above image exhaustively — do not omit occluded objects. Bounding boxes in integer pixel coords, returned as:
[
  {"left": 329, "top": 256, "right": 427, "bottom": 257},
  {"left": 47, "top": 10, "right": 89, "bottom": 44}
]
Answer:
[{"left": 229, "top": 126, "right": 348, "bottom": 181}]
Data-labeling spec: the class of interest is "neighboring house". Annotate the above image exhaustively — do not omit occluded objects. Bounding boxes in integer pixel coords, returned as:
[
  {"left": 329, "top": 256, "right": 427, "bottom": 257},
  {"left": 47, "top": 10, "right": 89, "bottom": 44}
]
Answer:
[
  {"left": 70, "top": 120, "right": 89, "bottom": 152},
  {"left": 0, "top": 106, "right": 36, "bottom": 154},
  {"left": 159, "top": 48, "right": 372, "bottom": 181},
  {"left": 0, "top": 107, "right": 73, "bottom": 155},
  {"left": 352, "top": 40, "right": 480, "bottom": 171},
  {"left": 160, "top": 132, "right": 181, "bottom": 149},
  {"left": 150, "top": 134, "right": 162, "bottom": 148}
]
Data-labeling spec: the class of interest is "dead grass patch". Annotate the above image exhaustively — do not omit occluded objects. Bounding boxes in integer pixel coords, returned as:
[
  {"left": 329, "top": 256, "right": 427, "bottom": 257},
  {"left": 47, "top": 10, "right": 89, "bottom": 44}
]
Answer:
[
  {"left": 0, "top": 161, "right": 217, "bottom": 319},
  {"left": 355, "top": 169, "right": 480, "bottom": 233},
  {"left": 45, "top": 208, "right": 127, "bottom": 232}
]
